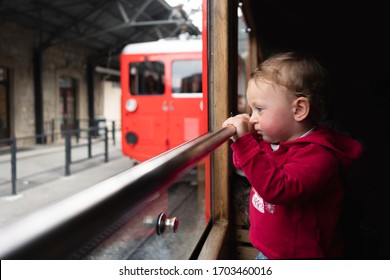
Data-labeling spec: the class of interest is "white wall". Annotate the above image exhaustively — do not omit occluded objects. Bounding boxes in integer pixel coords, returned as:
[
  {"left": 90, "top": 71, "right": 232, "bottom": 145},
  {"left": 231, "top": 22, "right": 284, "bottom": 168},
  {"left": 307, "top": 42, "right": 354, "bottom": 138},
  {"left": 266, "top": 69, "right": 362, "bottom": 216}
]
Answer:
[{"left": 102, "top": 81, "right": 121, "bottom": 124}]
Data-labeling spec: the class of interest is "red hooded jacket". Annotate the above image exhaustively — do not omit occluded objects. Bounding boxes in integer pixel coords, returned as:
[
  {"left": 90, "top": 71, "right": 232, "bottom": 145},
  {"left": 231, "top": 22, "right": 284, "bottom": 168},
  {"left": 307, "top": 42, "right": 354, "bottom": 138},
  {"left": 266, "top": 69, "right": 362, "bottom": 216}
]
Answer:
[{"left": 231, "top": 125, "right": 363, "bottom": 259}]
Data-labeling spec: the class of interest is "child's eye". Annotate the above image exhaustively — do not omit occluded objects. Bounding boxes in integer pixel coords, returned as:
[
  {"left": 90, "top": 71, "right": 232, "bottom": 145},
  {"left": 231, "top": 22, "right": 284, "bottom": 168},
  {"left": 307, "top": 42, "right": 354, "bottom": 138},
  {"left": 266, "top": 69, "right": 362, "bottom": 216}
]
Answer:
[{"left": 249, "top": 106, "right": 262, "bottom": 116}]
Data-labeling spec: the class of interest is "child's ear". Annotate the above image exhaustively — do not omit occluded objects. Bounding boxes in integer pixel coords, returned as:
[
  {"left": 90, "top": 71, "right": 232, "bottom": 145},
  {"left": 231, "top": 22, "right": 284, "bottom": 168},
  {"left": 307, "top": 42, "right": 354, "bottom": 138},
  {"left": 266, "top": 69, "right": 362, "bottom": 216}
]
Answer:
[{"left": 293, "top": 97, "right": 310, "bottom": 121}]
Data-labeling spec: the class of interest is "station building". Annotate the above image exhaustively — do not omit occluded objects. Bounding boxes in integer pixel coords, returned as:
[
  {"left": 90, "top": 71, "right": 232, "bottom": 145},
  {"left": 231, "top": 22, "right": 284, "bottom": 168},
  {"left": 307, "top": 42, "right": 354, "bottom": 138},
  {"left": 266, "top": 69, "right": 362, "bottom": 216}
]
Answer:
[{"left": 0, "top": 0, "right": 200, "bottom": 146}]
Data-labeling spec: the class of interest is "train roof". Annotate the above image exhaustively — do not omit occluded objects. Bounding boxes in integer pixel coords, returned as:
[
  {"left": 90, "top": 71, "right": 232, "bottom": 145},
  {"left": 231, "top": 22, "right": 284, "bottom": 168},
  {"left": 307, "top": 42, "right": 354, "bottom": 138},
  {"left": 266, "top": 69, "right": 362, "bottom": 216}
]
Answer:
[{"left": 121, "top": 36, "right": 202, "bottom": 54}]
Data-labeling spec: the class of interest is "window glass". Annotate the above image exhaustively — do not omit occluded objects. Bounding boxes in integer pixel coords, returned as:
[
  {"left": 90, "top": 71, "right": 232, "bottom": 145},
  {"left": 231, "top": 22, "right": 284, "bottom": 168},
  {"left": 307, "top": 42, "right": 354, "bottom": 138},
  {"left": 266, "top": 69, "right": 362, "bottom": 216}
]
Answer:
[
  {"left": 77, "top": 163, "right": 207, "bottom": 260},
  {"left": 59, "top": 76, "right": 78, "bottom": 131},
  {"left": 129, "top": 61, "right": 165, "bottom": 95},
  {"left": 237, "top": 6, "right": 250, "bottom": 113},
  {"left": 172, "top": 60, "right": 202, "bottom": 93}
]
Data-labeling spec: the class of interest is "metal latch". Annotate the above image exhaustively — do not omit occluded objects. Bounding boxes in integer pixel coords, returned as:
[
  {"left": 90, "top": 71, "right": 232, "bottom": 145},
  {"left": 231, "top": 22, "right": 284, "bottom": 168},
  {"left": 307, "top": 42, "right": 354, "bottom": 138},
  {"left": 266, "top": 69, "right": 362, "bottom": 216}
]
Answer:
[
  {"left": 143, "top": 212, "right": 179, "bottom": 235},
  {"left": 156, "top": 212, "right": 178, "bottom": 235}
]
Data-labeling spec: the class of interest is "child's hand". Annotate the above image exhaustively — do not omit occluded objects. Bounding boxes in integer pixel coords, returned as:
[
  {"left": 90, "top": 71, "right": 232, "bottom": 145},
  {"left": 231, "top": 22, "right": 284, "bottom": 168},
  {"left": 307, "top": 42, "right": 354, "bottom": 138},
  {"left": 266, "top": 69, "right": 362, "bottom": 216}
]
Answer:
[{"left": 222, "top": 113, "right": 251, "bottom": 141}]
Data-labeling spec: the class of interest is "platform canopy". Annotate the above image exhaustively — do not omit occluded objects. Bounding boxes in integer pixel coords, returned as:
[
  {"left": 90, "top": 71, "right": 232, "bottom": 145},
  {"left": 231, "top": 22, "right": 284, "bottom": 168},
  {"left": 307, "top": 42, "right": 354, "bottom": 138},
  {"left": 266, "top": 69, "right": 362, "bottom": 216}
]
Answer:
[{"left": 0, "top": 0, "right": 201, "bottom": 70}]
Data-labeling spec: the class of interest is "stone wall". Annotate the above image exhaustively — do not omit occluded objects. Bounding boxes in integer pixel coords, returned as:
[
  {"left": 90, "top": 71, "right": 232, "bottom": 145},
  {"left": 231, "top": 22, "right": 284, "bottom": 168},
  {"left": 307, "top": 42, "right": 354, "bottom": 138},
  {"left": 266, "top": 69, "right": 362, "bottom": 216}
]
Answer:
[{"left": 0, "top": 19, "right": 107, "bottom": 145}]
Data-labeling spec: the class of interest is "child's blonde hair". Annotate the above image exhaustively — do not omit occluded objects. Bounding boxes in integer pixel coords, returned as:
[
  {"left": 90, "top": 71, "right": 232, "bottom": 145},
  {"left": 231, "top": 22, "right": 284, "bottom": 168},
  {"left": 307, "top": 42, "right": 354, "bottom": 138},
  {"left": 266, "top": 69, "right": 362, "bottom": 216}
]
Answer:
[{"left": 251, "top": 51, "right": 329, "bottom": 122}]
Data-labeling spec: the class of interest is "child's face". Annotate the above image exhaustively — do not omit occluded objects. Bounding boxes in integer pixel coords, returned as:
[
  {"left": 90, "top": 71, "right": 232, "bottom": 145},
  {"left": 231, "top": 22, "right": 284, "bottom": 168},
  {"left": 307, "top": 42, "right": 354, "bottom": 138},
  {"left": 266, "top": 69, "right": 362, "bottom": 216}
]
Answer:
[{"left": 247, "top": 79, "right": 297, "bottom": 144}]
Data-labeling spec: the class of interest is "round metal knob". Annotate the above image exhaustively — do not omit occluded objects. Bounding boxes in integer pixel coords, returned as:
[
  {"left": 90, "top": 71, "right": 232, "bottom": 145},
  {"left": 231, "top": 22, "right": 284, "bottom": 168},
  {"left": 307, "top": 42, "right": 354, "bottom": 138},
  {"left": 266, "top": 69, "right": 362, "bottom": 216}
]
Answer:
[{"left": 156, "top": 212, "right": 179, "bottom": 235}]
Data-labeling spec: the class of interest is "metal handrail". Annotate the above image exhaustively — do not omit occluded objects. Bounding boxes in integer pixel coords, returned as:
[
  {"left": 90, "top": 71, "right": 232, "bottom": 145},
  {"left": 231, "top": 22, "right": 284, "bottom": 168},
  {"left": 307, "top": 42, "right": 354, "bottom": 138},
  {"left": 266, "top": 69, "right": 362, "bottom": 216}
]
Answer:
[{"left": 0, "top": 126, "right": 236, "bottom": 259}]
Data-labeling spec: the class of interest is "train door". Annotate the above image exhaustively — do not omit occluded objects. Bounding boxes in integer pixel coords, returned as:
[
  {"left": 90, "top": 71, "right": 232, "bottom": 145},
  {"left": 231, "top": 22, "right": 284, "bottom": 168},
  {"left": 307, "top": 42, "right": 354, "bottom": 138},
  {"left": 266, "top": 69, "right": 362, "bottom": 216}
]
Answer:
[
  {"left": 121, "top": 54, "right": 168, "bottom": 162},
  {"left": 166, "top": 53, "right": 205, "bottom": 149}
]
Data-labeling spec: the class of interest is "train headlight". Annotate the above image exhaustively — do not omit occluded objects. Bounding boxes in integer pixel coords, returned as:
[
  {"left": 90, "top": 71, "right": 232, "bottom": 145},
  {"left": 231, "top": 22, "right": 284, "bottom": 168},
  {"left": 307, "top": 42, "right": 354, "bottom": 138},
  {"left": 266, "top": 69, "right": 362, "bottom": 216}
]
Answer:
[
  {"left": 125, "top": 99, "right": 137, "bottom": 112},
  {"left": 125, "top": 132, "right": 138, "bottom": 144}
]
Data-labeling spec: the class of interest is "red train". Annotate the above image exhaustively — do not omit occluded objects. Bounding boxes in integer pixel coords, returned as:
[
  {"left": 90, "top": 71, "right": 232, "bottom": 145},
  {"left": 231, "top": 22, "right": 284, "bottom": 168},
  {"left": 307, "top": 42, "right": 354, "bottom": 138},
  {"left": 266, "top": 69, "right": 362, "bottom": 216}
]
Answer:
[{"left": 120, "top": 36, "right": 208, "bottom": 162}]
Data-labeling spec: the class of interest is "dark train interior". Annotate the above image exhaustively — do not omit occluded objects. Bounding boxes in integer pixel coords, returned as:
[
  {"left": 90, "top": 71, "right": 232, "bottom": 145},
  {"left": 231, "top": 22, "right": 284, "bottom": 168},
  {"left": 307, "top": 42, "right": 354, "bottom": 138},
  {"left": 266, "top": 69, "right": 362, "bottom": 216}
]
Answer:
[{"left": 247, "top": 0, "right": 390, "bottom": 258}]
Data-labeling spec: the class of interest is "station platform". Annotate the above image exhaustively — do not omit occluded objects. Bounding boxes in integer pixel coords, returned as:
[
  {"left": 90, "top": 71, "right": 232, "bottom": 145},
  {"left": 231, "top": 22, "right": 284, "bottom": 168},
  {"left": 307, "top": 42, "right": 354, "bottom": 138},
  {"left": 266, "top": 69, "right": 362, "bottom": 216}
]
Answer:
[{"left": 0, "top": 139, "right": 135, "bottom": 227}]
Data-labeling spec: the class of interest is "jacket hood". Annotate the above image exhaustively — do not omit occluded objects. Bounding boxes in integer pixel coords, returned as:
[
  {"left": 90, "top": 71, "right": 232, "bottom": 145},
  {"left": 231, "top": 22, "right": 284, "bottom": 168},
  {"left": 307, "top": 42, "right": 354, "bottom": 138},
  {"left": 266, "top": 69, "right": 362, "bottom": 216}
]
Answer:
[{"left": 289, "top": 125, "right": 364, "bottom": 174}]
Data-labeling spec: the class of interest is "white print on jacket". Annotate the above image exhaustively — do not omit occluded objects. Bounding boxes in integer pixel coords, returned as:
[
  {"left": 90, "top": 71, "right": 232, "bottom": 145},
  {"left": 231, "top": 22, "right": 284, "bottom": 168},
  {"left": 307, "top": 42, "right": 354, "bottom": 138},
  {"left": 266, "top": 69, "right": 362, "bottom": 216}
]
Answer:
[{"left": 252, "top": 189, "right": 275, "bottom": 214}]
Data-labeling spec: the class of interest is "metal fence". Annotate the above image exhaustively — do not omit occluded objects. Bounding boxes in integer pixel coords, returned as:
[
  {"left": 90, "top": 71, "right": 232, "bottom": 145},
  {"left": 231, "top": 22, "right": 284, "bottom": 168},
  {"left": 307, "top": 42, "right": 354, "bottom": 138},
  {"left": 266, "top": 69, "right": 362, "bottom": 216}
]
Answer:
[{"left": 0, "top": 121, "right": 120, "bottom": 196}]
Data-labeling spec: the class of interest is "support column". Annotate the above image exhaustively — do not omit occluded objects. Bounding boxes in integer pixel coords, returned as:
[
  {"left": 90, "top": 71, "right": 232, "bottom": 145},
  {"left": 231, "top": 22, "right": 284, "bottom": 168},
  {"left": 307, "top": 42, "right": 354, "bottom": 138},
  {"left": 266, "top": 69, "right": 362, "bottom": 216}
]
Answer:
[
  {"left": 87, "top": 58, "right": 95, "bottom": 128},
  {"left": 33, "top": 48, "right": 44, "bottom": 144}
]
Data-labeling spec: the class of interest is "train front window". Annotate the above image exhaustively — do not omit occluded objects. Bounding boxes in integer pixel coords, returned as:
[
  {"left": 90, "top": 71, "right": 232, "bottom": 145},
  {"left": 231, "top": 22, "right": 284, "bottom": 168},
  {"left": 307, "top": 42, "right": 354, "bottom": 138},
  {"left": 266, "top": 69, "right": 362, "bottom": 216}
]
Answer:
[
  {"left": 172, "top": 60, "right": 202, "bottom": 94},
  {"left": 129, "top": 61, "right": 165, "bottom": 95}
]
